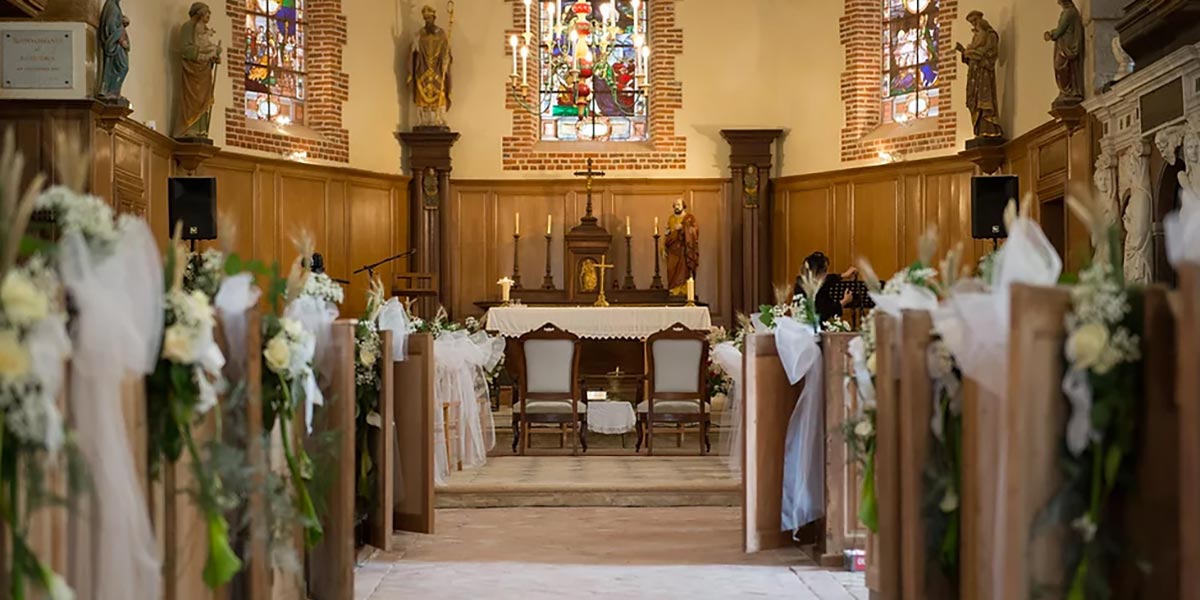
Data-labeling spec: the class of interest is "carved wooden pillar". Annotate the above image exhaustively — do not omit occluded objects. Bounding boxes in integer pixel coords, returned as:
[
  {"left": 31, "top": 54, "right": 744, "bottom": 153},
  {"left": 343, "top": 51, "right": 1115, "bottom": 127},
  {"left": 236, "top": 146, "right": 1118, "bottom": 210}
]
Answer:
[
  {"left": 397, "top": 129, "right": 459, "bottom": 317},
  {"left": 721, "top": 129, "right": 781, "bottom": 316}
]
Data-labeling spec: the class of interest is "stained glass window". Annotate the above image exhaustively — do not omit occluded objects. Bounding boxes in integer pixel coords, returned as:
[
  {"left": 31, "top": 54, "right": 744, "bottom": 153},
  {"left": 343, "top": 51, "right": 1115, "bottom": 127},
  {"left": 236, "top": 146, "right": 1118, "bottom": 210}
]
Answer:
[
  {"left": 538, "top": 0, "right": 649, "bottom": 142},
  {"left": 882, "top": 0, "right": 939, "bottom": 123},
  {"left": 244, "top": 0, "right": 305, "bottom": 125}
]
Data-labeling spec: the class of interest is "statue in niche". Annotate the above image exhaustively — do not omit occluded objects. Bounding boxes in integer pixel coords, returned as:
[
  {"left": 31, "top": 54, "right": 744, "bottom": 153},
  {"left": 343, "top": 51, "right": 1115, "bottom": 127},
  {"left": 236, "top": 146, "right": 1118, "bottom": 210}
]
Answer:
[
  {"left": 1093, "top": 151, "right": 1117, "bottom": 263},
  {"left": 1045, "top": 0, "right": 1084, "bottom": 104},
  {"left": 580, "top": 258, "right": 599, "bottom": 292},
  {"left": 664, "top": 199, "right": 700, "bottom": 295},
  {"left": 175, "top": 2, "right": 223, "bottom": 140},
  {"left": 955, "top": 11, "right": 1004, "bottom": 139},
  {"left": 1120, "top": 149, "right": 1153, "bottom": 284},
  {"left": 97, "top": 0, "right": 131, "bottom": 105},
  {"left": 409, "top": 5, "right": 453, "bottom": 129}
]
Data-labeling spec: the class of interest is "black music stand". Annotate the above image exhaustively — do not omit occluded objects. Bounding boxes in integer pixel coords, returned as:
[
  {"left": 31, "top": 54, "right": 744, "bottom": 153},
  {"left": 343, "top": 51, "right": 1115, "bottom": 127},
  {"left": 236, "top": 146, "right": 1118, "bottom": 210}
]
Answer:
[{"left": 827, "top": 278, "right": 873, "bottom": 329}]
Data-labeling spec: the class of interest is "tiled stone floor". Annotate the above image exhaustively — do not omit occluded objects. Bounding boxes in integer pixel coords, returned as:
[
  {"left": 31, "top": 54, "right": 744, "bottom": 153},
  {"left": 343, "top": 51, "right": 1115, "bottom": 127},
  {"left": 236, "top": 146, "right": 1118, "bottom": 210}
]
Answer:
[{"left": 356, "top": 507, "right": 868, "bottom": 599}]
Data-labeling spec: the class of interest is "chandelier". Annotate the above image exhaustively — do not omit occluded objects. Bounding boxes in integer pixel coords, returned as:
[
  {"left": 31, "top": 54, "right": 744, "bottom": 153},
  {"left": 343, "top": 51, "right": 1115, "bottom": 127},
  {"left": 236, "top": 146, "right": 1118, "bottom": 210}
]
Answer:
[{"left": 507, "top": 0, "right": 651, "bottom": 137}]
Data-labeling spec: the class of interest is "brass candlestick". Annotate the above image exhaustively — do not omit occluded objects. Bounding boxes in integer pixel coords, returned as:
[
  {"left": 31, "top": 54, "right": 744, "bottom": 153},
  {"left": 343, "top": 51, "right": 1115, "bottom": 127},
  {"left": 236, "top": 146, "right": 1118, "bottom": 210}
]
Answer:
[
  {"left": 541, "top": 233, "right": 555, "bottom": 290},
  {"left": 511, "top": 232, "right": 523, "bottom": 289},
  {"left": 650, "top": 233, "right": 664, "bottom": 290},
  {"left": 623, "top": 233, "right": 636, "bottom": 289}
]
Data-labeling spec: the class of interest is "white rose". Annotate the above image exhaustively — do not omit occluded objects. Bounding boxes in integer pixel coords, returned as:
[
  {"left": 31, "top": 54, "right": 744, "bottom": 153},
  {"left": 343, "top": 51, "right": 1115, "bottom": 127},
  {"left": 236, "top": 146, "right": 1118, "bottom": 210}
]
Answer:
[
  {"left": 854, "top": 419, "right": 873, "bottom": 439},
  {"left": 359, "top": 347, "right": 377, "bottom": 367},
  {"left": 0, "top": 328, "right": 31, "bottom": 382},
  {"left": 161, "top": 325, "right": 197, "bottom": 364},
  {"left": 263, "top": 335, "right": 291, "bottom": 374},
  {"left": 1066, "top": 322, "right": 1108, "bottom": 371},
  {"left": 939, "top": 489, "right": 959, "bottom": 513},
  {"left": 282, "top": 318, "right": 303, "bottom": 338},
  {"left": 1, "top": 271, "right": 48, "bottom": 327}
]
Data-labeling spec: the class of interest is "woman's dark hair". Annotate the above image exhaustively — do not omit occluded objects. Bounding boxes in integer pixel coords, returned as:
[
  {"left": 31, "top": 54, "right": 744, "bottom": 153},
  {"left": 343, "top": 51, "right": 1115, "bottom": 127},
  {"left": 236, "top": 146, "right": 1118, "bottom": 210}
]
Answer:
[
  {"left": 804, "top": 251, "right": 830, "bottom": 274},
  {"left": 310, "top": 252, "right": 325, "bottom": 274}
]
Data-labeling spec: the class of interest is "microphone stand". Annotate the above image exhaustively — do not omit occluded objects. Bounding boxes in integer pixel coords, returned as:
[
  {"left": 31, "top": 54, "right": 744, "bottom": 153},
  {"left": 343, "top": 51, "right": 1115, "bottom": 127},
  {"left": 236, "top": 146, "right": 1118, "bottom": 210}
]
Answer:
[{"left": 354, "top": 249, "right": 417, "bottom": 281}]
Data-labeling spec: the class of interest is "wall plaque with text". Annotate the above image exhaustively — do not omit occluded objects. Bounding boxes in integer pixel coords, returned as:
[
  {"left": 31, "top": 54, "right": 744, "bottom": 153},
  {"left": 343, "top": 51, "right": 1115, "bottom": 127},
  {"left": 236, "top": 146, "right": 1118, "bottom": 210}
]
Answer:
[{"left": 2, "top": 29, "right": 73, "bottom": 89}]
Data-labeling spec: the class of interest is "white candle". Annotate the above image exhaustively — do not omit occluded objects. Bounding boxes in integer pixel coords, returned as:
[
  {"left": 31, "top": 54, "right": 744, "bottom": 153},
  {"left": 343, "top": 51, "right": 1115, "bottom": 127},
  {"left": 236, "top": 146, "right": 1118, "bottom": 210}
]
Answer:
[
  {"left": 524, "top": 0, "right": 531, "bottom": 35},
  {"left": 499, "top": 277, "right": 514, "bottom": 302},
  {"left": 515, "top": 212, "right": 520, "bottom": 235},
  {"left": 686, "top": 276, "right": 695, "bottom": 303},
  {"left": 509, "top": 35, "right": 519, "bottom": 76},
  {"left": 654, "top": 216, "right": 659, "bottom": 235},
  {"left": 641, "top": 45, "right": 650, "bottom": 76},
  {"left": 520, "top": 45, "right": 529, "bottom": 85},
  {"left": 547, "top": 214, "right": 552, "bottom": 235},
  {"left": 625, "top": 216, "right": 631, "bottom": 236},
  {"left": 632, "top": 0, "right": 640, "bottom": 41}
]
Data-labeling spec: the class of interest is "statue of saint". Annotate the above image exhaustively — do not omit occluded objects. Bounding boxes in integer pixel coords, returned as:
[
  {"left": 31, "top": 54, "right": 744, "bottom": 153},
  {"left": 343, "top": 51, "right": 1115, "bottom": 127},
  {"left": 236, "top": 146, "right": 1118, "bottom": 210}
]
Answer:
[
  {"left": 1092, "top": 151, "right": 1116, "bottom": 263},
  {"left": 955, "top": 11, "right": 1004, "bottom": 139},
  {"left": 409, "top": 5, "right": 452, "bottom": 128},
  {"left": 664, "top": 199, "right": 699, "bottom": 295},
  {"left": 97, "top": 0, "right": 131, "bottom": 104},
  {"left": 175, "top": 2, "right": 223, "bottom": 140},
  {"left": 1045, "top": 0, "right": 1084, "bottom": 103},
  {"left": 1121, "top": 150, "right": 1153, "bottom": 284}
]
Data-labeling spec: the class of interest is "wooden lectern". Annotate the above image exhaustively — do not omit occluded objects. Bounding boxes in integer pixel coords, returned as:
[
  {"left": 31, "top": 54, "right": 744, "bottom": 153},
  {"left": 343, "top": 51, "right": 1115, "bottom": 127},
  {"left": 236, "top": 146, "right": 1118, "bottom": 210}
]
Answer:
[{"left": 393, "top": 272, "right": 439, "bottom": 316}]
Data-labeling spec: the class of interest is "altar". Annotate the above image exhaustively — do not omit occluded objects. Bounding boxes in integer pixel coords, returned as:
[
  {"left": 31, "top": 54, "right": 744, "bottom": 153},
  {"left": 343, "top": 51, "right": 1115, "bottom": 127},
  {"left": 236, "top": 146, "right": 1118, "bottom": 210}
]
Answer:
[{"left": 484, "top": 305, "right": 712, "bottom": 339}]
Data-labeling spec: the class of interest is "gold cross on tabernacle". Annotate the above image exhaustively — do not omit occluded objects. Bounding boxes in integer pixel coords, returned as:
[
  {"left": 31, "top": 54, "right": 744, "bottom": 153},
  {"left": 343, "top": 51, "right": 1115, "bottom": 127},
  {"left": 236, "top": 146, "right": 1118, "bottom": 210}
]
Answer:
[
  {"left": 573, "top": 158, "right": 606, "bottom": 220},
  {"left": 592, "top": 254, "right": 615, "bottom": 307}
]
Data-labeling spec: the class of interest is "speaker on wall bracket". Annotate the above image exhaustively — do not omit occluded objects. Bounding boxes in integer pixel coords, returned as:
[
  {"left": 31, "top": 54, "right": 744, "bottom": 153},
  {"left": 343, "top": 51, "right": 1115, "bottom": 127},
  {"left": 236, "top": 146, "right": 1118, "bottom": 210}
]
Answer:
[
  {"left": 971, "top": 175, "right": 1018, "bottom": 243},
  {"left": 168, "top": 176, "right": 217, "bottom": 241}
]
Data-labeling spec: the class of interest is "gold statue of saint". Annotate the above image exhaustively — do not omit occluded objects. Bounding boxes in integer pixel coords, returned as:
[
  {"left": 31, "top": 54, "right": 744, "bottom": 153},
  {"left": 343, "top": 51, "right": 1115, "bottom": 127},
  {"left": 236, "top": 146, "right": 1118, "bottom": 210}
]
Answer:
[
  {"left": 409, "top": 5, "right": 452, "bottom": 128},
  {"left": 580, "top": 258, "right": 598, "bottom": 292}
]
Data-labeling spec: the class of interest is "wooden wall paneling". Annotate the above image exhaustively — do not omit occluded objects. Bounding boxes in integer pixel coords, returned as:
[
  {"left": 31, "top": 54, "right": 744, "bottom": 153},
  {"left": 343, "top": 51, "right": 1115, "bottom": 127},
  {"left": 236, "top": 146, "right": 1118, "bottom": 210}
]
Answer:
[
  {"left": 902, "top": 174, "right": 923, "bottom": 268},
  {"left": 833, "top": 183, "right": 853, "bottom": 276},
  {"left": 195, "top": 156, "right": 259, "bottom": 258},
  {"left": 257, "top": 166, "right": 280, "bottom": 267},
  {"left": 780, "top": 185, "right": 832, "bottom": 285},
  {"left": 450, "top": 188, "right": 492, "bottom": 318},
  {"left": 324, "top": 179, "right": 349, "bottom": 283},
  {"left": 277, "top": 173, "right": 330, "bottom": 269},
  {"left": 393, "top": 333, "right": 435, "bottom": 534},
  {"left": 1180, "top": 265, "right": 1200, "bottom": 600},
  {"left": 309, "top": 320, "right": 356, "bottom": 600},
  {"left": 999, "top": 284, "right": 1071, "bottom": 599},
  {"left": 347, "top": 180, "right": 401, "bottom": 317},
  {"left": 771, "top": 188, "right": 791, "bottom": 286},
  {"left": 852, "top": 179, "right": 902, "bottom": 278},
  {"left": 819, "top": 333, "right": 867, "bottom": 566},
  {"left": 742, "top": 333, "right": 801, "bottom": 553},
  {"left": 870, "top": 312, "right": 902, "bottom": 598}
]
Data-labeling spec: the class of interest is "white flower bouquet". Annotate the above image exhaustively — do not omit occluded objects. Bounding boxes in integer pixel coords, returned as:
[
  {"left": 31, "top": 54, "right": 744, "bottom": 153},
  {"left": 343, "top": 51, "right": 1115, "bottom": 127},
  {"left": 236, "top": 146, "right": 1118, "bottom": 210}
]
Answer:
[
  {"left": 301, "top": 272, "right": 344, "bottom": 306},
  {"left": 184, "top": 248, "right": 227, "bottom": 299},
  {"left": 353, "top": 280, "right": 387, "bottom": 530},
  {"left": 33, "top": 185, "right": 120, "bottom": 253}
]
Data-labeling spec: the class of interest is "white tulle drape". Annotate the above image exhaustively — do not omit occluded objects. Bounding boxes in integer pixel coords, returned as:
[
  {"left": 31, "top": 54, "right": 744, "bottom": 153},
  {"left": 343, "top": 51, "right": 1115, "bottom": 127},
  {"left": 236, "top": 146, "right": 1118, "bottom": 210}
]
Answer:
[
  {"left": 1166, "top": 181, "right": 1200, "bottom": 266},
  {"left": 712, "top": 342, "right": 743, "bottom": 475},
  {"left": 283, "top": 296, "right": 335, "bottom": 433},
  {"left": 59, "top": 219, "right": 163, "bottom": 600},
  {"left": 213, "top": 273, "right": 262, "bottom": 381},
  {"left": 376, "top": 297, "right": 411, "bottom": 360},
  {"left": 929, "top": 216, "right": 1060, "bottom": 598},
  {"left": 772, "top": 317, "right": 825, "bottom": 532},
  {"left": 431, "top": 330, "right": 505, "bottom": 484}
]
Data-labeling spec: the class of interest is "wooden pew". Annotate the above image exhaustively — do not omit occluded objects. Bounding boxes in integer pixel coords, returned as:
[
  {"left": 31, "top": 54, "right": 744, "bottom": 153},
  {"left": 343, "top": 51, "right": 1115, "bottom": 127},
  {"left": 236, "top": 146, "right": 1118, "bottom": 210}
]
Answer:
[
  {"left": 393, "top": 333, "right": 435, "bottom": 534},
  {"left": 308, "top": 319, "right": 357, "bottom": 600},
  {"left": 1180, "top": 265, "right": 1200, "bottom": 600},
  {"left": 742, "top": 333, "right": 802, "bottom": 552},
  {"left": 365, "top": 329, "right": 396, "bottom": 550},
  {"left": 867, "top": 312, "right": 900, "bottom": 598},
  {"left": 959, "top": 377, "right": 1000, "bottom": 600},
  {"left": 818, "top": 332, "right": 867, "bottom": 566}
]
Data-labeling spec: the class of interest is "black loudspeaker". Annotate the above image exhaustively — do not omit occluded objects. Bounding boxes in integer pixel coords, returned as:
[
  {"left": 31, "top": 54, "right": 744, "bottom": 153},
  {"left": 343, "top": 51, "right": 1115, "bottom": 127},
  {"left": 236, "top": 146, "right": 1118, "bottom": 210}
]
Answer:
[
  {"left": 971, "top": 175, "right": 1017, "bottom": 239},
  {"left": 168, "top": 176, "right": 217, "bottom": 240}
]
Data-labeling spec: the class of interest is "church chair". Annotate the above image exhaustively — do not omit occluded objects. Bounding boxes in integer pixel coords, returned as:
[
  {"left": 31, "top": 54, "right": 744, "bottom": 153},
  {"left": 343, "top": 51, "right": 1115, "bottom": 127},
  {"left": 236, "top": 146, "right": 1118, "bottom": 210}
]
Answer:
[
  {"left": 512, "top": 323, "right": 588, "bottom": 455},
  {"left": 637, "top": 323, "right": 711, "bottom": 456}
]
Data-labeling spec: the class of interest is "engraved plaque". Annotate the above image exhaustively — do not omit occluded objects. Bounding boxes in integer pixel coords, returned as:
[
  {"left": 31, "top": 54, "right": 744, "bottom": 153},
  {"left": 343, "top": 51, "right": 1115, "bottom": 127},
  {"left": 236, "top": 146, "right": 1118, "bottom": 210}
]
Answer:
[{"left": 2, "top": 29, "right": 74, "bottom": 89}]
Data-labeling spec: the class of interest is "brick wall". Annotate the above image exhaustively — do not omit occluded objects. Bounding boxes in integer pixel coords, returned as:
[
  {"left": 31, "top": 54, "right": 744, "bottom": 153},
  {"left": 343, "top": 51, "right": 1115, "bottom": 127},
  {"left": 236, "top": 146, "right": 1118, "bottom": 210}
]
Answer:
[
  {"left": 839, "top": 0, "right": 958, "bottom": 162},
  {"left": 501, "top": 0, "right": 686, "bottom": 172},
  {"left": 225, "top": 0, "right": 350, "bottom": 163}
]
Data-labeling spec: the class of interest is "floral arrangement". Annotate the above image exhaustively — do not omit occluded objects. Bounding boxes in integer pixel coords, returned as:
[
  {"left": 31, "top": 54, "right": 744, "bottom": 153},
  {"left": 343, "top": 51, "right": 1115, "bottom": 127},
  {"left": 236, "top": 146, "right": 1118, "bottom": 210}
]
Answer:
[
  {"left": 824, "top": 315, "right": 853, "bottom": 333},
  {"left": 408, "top": 305, "right": 460, "bottom": 338},
  {"left": 353, "top": 281, "right": 386, "bottom": 533},
  {"left": 184, "top": 248, "right": 226, "bottom": 298},
  {"left": 759, "top": 276, "right": 823, "bottom": 332},
  {"left": 923, "top": 336, "right": 963, "bottom": 578},
  {"left": 32, "top": 184, "right": 120, "bottom": 252},
  {"left": 146, "top": 238, "right": 241, "bottom": 588},
  {"left": 0, "top": 133, "right": 81, "bottom": 600},
  {"left": 300, "top": 271, "right": 345, "bottom": 306},
  {"left": 842, "top": 308, "right": 878, "bottom": 532},
  {"left": 704, "top": 325, "right": 742, "bottom": 400},
  {"left": 261, "top": 255, "right": 324, "bottom": 548},
  {"left": 1044, "top": 188, "right": 1143, "bottom": 600},
  {"left": 463, "top": 315, "right": 507, "bottom": 388}
]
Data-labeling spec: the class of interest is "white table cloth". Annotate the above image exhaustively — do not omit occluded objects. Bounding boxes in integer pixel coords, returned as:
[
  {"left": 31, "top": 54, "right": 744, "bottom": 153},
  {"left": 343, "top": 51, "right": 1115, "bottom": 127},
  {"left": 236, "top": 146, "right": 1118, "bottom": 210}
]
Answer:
[
  {"left": 586, "top": 401, "right": 637, "bottom": 434},
  {"left": 484, "top": 306, "right": 712, "bottom": 339}
]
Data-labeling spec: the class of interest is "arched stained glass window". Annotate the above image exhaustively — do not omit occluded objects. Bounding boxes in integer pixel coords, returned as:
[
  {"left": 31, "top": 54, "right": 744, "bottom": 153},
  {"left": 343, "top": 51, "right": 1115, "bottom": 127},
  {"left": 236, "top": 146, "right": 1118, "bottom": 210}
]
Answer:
[
  {"left": 882, "top": 0, "right": 939, "bottom": 123},
  {"left": 538, "top": 0, "right": 649, "bottom": 142},
  {"left": 244, "top": 0, "right": 306, "bottom": 125}
]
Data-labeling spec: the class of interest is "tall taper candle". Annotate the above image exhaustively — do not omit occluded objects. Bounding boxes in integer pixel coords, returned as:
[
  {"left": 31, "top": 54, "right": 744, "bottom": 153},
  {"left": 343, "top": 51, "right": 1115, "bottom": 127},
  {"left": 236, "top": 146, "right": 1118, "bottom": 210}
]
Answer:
[
  {"left": 520, "top": 45, "right": 529, "bottom": 86},
  {"left": 625, "top": 216, "right": 631, "bottom": 236},
  {"left": 523, "top": 0, "right": 530, "bottom": 35},
  {"left": 686, "top": 276, "right": 695, "bottom": 304},
  {"left": 546, "top": 214, "right": 552, "bottom": 235},
  {"left": 515, "top": 212, "right": 520, "bottom": 235},
  {"left": 509, "top": 36, "right": 518, "bottom": 76},
  {"left": 654, "top": 216, "right": 659, "bottom": 236}
]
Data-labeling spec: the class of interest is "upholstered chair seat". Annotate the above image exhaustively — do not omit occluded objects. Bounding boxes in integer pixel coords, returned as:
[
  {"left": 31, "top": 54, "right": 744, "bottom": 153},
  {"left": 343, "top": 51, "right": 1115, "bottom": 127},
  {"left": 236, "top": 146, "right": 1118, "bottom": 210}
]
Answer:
[
  {"left": 522, "top": 399, "right": 589, "bottom": 414},
  {"left": 637, "top": 399, "right": 701, "bottom": 414}
]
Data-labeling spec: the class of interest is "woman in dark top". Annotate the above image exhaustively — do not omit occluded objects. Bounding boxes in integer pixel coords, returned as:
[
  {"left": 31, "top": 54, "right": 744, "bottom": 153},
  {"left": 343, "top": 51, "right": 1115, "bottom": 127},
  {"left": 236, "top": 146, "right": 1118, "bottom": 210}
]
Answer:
[{"left": 793, "top": 252, "right": 857, "bottom": 324}]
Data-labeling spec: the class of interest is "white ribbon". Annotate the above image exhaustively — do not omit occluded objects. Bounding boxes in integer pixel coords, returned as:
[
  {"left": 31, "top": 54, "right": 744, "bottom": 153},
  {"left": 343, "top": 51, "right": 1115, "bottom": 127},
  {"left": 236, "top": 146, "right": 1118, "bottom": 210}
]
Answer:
[
  {"left": 376, "top": 297, "right": 411, "bottom": 361},
  {"left": 711, "top": 341, "right": 743, "bottom": 474},
  {"left": 773, "top": 317, "right": 825, "bottom": 532},
  {"left": 846, "top": 336, "right": 875, "bottom": 407},
  {"left": 1061, "top": 367, "right": 1097, "bottom": 456},
  {"left": 869, "top": 283, "right": 938, "bottom": 318},
  {"left": 283, "top": 297, "right": 333, "bottom": 433},
  {"left": 1165, "top": 182, "right": 1200, "bottom": 266},
  {"left": 214, "top": 273, "right": 261, "bottom": 381},
  {"left": 58, "top": 219, "right": 162, "bottom": 600}
]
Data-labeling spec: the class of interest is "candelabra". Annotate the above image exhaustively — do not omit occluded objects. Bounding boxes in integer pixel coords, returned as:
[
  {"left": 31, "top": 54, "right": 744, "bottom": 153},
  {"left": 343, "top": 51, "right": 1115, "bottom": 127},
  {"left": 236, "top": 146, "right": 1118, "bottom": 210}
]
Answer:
[
  {"left": 650, "top": 232, "right": 664, "bottom": 290},
  {"left": 622, "top": 232, "right": 636, "bottom": 289},
  {"left": 511, "top": 233, "right": 523, "bottom": 289},
  {"left": 542, "top": 233, "right": 556, "bottom": 289}
]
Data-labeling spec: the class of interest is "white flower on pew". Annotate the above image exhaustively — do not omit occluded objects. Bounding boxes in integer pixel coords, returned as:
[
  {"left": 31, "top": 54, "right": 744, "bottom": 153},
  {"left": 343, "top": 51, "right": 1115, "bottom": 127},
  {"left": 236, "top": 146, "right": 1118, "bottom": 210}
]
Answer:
[
  {"left": 1071, "top": 515, "right": 1097, "bottom": 543},
  {"left": 265, "top": 317, "right": 315, "bottom": 380},
  {"left": 161, "top": 286, "right": 224, "bottom": 414},
  {"left": 1065, "top": 321, "right": 1107, "bottom": 372},
  {"left": 0, "top": 327, "right": 30, "bottom": 381},
  {"left": 854, "top": 419, "right": 873, "bottom": 439},
  {"left": 34, "top": 185, "right": 120, "bottom": 252},
  {"left": 2, "top": 269, "right": 50, "bottom": 326},
  {"left": 301, "top": 272, "right": 345, "bottom": 305},
  {"left": 938, "top": 489, "right": 958, "bottom": 513}
]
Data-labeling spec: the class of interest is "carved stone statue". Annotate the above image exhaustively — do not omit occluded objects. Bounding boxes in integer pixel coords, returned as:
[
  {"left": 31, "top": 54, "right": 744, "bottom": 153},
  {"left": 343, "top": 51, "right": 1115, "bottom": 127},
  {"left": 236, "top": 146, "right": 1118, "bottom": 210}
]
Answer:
[
  {"left": 955, "top": 11, "right": 1004, "bottom": 139},
  {"left": 1120, "top": 149, "right": 1153, "bottom": 284},
  {"left": 1045, "top": 0, "right": 1084, "bottom": 103},
  {"left": 175, "top": 2, "right": 223, "bottom": 140},
  {"left": 1111, "top": 36, "right": 1134, "bottom": 82},
  {"left": 664, "top": 199, "right": 699, "bottom": 295},
  {"left": 1180, "top": 124, "right": 1200, "bottom": 197},
  {"left": 1093, "top": 151, "right": 1117, "bottom": 262},
  {"left": 1155, "top": 124, "right": 1186, "bottom": 165},
  {"left": 97, "top": 0, "right": 130, "bottom": 104},
  {"left": 409, "top": 5, "right": 452, "bottom": 128}
]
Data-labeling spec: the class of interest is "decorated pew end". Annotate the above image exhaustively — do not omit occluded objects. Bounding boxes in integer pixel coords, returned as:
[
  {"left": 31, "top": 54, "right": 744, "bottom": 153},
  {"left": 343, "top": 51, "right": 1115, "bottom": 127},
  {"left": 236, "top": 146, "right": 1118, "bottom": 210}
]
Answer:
[
  {"left": 817, "top": 332, "right": 868, "bottom": 566},
  {"left": 866, "top": 312, "right": 900, "bottom": 597},
  {"left": 1181, "top": 265, "right": 1200, "bottom": 600},
  {"left": 365, "top": 329, "right": 396, "bottom": 551},
  {"left": 308, "top": 319, "right": 357, "bottom": 600},
  {"left": 393, "top": 333, "right": 436, "bottom": 534}
]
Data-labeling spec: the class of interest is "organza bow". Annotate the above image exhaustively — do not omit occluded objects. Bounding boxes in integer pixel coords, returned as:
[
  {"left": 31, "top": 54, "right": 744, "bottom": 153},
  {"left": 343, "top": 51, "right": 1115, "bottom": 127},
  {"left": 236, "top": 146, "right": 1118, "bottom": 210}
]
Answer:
[
  {"left": 375, "top": 297, "right": 411, "bottom": 360},
  {"left": 772, "top": 317, "right": 825, "bottom": 532},
  {"left": 283, "top": 297, "right": 329, "bottom": 433},
  {"left": 214, "top": 273, "right": 261, "bottom": 381}
]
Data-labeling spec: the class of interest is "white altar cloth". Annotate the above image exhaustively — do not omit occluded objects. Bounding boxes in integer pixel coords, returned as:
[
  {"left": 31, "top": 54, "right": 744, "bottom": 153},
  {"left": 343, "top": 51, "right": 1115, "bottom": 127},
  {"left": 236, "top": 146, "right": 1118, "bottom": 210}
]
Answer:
[
  {"left": 484, "top": 306, "right": 712, "bottom": 339},
  {"left": 586, "top": 401, "right": 637, "bottom": 434}
]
